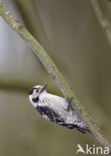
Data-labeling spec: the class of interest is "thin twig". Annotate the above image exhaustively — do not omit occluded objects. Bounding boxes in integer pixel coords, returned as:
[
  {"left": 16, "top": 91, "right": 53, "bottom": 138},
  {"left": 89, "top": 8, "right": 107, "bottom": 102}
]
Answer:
[
  {"left": 0, "top": 0, "right": 111, "bottom": 152},
  {"left": 90, "top": 0, "right": 111, "bottom": 47}
]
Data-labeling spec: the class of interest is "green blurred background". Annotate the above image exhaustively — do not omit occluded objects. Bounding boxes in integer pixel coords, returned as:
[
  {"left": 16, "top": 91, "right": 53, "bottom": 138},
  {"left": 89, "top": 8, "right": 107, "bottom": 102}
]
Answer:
[{"left": 0, "top": 0, "right": 111, "bottom": 155}]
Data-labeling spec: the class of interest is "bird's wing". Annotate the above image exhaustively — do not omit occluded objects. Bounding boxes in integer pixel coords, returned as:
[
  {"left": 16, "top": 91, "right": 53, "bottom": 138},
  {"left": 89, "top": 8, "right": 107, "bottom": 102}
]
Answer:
[
  {"left": 36, "top": 106, "right": 64, "bottom": 124},
  {"left": 46, "top": 94, "right": 69, "bottom": 111}
]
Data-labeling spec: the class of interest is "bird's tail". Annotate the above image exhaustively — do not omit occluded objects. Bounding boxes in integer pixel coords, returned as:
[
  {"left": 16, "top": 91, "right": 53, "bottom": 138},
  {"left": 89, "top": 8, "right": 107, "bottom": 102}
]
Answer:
[{"left": 74, "top": 125, "right": 91, "bottom": 133}]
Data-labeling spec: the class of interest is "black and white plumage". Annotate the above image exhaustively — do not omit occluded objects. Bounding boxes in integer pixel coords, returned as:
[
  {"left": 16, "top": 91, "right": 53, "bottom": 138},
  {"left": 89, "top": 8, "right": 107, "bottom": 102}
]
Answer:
[{"left": 28, "top": 84, "right": 89, "bottom": 133}]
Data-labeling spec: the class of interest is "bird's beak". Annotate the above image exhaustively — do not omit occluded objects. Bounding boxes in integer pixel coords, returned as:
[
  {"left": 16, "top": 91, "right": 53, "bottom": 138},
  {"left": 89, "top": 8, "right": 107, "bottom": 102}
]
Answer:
[{"left": 40, "top": 83, "right": 47, "bottom": 93}]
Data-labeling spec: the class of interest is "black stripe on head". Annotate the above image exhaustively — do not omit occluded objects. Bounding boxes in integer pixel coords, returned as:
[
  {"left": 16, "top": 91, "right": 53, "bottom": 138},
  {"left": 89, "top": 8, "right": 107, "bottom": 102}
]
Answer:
[
  {"left": 28, "top": 87, "right": 37, "bottom": 95},
  {"left": 32, "top": 96, "right": 39, "bottom": 103}
]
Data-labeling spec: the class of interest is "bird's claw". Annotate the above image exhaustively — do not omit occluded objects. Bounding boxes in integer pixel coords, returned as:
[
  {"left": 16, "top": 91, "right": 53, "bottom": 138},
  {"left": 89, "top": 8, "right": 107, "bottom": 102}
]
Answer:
[
  {"left": 65, "top": 97, "right": 73, "bottom": 104},
  {"left": 65, "top": 97, "right": 74, "bottom": 111}
]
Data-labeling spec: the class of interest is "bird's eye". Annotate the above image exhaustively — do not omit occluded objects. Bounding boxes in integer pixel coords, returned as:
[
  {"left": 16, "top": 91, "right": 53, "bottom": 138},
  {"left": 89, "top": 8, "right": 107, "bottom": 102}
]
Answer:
[
  {"left": 36, "top": 89, "right": 38, "bottom": 93},
  {"left": 28, "top": 87, "right": 37, "bottom": 95},
  {"left": 29, "top": 89, "right": 34, "bottom": 95}
]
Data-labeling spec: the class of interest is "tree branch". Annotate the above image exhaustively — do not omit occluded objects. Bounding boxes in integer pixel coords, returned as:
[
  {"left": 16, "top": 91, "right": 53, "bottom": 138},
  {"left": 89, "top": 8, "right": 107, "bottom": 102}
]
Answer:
[
  {"left": 90, "top": 0, "right": 111, "bottom": 47},
  {"left": 0, "top": 0, "right": 111, "bottom": 152}
]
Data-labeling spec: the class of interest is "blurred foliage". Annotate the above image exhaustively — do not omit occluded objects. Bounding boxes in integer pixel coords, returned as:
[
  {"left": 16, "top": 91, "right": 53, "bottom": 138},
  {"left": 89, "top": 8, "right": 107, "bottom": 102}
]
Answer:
[{"left": 0, "top": 0, "right": 111, "bottom": 155}]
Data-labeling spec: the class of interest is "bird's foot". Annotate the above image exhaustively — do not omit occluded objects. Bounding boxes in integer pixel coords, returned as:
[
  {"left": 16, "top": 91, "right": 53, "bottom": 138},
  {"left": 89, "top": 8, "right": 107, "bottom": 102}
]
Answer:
[
  {"left": 66, "top": 97, "right": 73, "bottom": 104},
  {"left": 65, "top": 97, "right": 74, "bottom": 111}
]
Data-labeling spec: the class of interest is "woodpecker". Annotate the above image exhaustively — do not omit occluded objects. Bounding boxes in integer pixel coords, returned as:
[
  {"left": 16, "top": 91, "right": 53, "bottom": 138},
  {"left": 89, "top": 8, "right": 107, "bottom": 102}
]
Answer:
[{"left": 28, "top": 84, "right": 89, "bottom": 133}]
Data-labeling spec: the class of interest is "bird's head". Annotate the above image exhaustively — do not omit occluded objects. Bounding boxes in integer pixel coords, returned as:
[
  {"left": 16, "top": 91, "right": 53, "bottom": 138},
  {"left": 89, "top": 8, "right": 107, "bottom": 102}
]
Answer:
[{"left": 28, "top": 83, "right": 47, "bottom": 107}]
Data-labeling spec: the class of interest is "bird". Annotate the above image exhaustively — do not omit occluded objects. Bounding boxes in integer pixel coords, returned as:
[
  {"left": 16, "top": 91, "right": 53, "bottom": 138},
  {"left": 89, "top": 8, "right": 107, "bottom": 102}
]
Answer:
[{"left": 28, "top": 84, "right": 89, "bottom": 133}]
